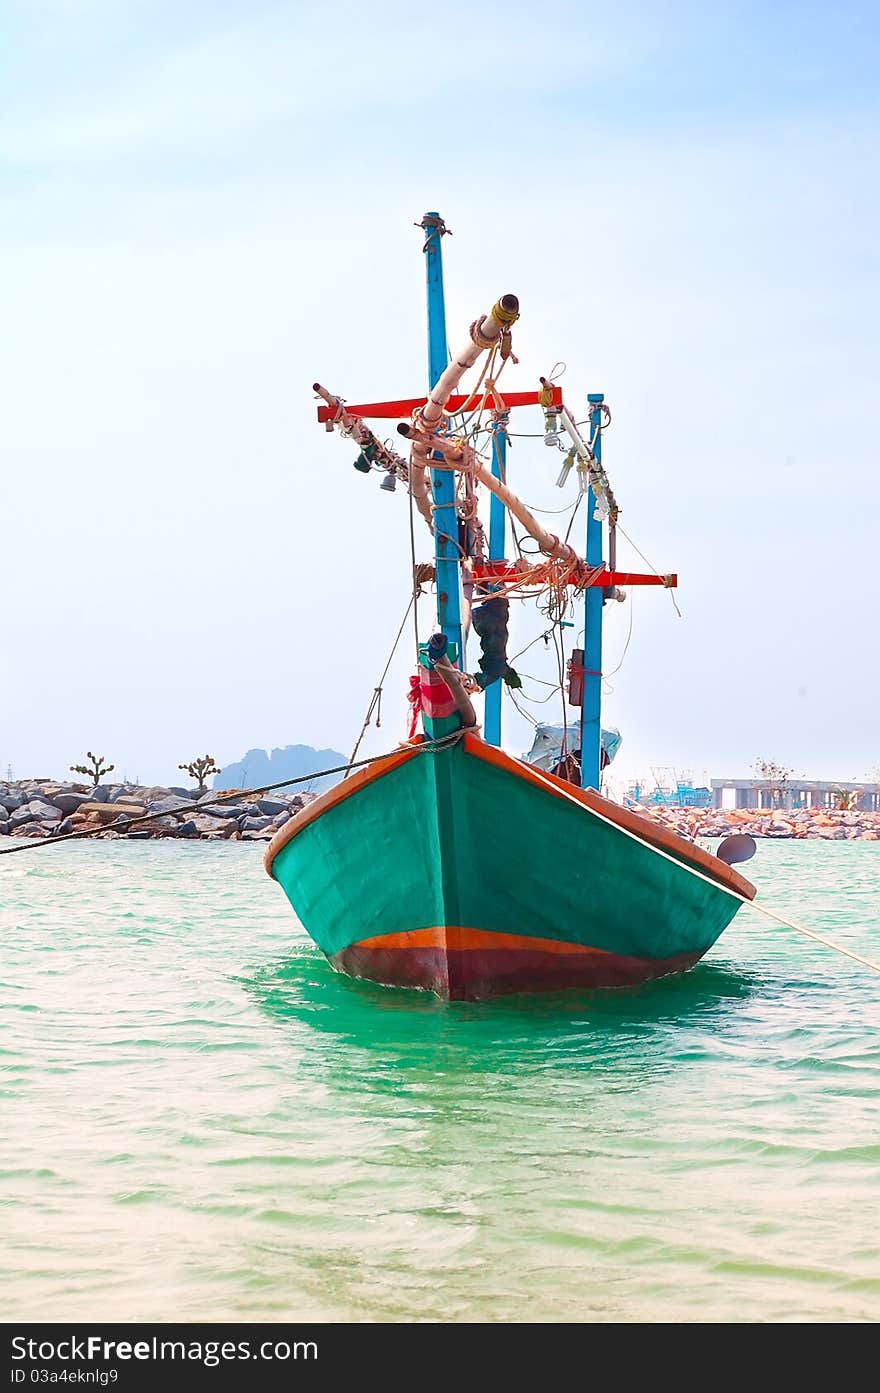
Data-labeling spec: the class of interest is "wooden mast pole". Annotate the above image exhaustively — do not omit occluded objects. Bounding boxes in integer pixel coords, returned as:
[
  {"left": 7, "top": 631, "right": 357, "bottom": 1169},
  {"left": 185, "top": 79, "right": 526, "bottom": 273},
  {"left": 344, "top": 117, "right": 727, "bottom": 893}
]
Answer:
[
  {"left": 483, "top": 415, "right": 508, "bottom": 746},
  {"left": 420, "top": 212, "right": 463, "bottom": 664},
  {"left": 580, "top": 393, "right": 605, "bottom": 790}
]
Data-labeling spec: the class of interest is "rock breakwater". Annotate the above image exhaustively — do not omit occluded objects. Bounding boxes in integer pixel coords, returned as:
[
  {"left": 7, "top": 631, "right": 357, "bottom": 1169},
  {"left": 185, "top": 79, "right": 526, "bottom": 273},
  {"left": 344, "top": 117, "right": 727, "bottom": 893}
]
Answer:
[
  {"left": 0, "top": 779, "right": 315, "bottom": 843},
  {"left": 633, "top": 804, "right": 880, "bottom": 842}
]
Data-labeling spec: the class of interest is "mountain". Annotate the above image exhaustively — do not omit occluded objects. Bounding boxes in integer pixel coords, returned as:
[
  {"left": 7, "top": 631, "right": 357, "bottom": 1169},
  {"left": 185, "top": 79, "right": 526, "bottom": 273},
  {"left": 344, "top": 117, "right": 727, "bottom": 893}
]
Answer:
[{"left": 214, "top": 744, "right": 348, "bottom": 794}]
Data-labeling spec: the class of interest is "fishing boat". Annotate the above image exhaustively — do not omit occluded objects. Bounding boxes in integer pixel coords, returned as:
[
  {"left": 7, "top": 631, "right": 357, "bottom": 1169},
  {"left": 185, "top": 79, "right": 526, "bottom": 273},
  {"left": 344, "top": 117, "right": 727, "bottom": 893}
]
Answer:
[{"left": 265, "top": 212, "right": 757, "bottom": 1001}]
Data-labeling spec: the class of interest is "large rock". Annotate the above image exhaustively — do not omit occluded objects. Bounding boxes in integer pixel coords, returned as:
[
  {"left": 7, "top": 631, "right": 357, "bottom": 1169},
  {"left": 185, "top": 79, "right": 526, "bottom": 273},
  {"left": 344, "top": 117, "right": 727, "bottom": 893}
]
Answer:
[
  {"left": 176, "top": 820, "right": 199, "bottom": 839},
  {"left": 77, "top": 801, "right": 145, "bottom": 823},
  {"left": 0, "top": 791, "right": 26, "bottom": 813},
  {"left": 87, "top": 785, "right": 110, "bottom": 803},
  {"left": 240, "top": 814, "right": 275, "bottom": 831},
  {"left": 11, "top": 821, "right": 51, "bottom": 838},
  {"left": 51, "top": 791, "right": 91, "bottom": 815},
  {"left": 188, "top": 814, "right": 232, "bottom": 836},
  {"left": 203, "top": 821, "right": 238, "bottom": 840},
  {"left": 109, "top": 786, "right": 142, "bottom": 803},
  {"left": 0, "top": 819, "right": 9, "bottom": 836},
  {"left": 241, "top": 827, "right": 274, "bottom": 840},
  {"left": 256, "top": 796, "right": 289, "bottom": 816},
  {"left": 146, "top": 796, "right": 188, "bottom": 817},
  {"left": 195, "top": 802, "right": 244, "bottom": 820}
]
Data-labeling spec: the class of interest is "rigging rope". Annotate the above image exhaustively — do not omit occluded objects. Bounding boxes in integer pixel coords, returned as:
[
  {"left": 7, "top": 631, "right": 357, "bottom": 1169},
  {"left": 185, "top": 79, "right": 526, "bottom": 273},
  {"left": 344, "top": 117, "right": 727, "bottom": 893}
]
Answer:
[
  {"left": 345, "top": 595, "right": 416, "bottom": 777},
  {"left": 0, "top": 732, "right": 465, "bottom": 857},
  {"left": 523, "top": 763, "right": 880, "bottom": 977},
  {"left": 617, "top": 522, "right": 683, "bottom": 619}
]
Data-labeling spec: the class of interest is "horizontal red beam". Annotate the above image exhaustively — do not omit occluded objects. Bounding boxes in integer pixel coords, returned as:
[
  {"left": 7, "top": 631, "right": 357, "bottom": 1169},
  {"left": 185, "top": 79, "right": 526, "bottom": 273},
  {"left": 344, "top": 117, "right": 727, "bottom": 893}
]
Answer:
[
  {"left": 472, "top": 563, "right": 677, "bottom": 589},
  {"left": 316, "top": 386, "right": 563, "bottom": 423}
]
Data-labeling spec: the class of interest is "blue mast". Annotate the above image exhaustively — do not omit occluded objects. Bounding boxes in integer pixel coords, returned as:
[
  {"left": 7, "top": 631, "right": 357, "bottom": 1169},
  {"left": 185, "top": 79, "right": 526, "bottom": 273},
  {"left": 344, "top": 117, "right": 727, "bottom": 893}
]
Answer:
[
  {"left": 421, "top": 213, "right": 464, "bottom": 664},
  {"left": 483, "top": 415, "right": 508, "bottom": 746},
  {"left": 580, "top": 393, "right": 605, "bottom": 790}
]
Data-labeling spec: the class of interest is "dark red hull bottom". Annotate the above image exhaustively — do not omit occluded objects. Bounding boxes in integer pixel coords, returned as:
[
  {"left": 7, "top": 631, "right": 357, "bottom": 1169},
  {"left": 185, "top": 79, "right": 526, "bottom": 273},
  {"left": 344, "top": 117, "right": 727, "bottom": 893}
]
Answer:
[{"left": 331, "top": 943, "right": 704, "bottom": 1002}]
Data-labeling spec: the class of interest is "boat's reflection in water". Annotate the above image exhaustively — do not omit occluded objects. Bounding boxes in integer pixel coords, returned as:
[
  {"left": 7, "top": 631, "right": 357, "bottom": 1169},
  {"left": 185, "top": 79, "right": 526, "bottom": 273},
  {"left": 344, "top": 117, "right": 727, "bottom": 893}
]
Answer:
[{"left": 240, "top": 943, "right": 764, "bottom": 1094}]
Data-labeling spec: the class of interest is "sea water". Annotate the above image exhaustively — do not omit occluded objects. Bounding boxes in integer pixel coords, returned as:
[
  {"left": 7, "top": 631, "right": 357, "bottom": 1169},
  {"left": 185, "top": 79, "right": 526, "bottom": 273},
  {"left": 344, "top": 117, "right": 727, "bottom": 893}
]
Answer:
[{"left": 1, "top": 839, "right": 878, "bottom": 1323}]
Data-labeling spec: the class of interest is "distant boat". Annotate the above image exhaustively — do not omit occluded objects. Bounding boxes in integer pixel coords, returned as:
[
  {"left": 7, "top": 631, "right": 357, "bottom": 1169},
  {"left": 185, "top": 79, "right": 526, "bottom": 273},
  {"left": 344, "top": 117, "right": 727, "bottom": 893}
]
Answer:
[{"left": 265, "top": 212, "right": 756, "bottom": 1000}]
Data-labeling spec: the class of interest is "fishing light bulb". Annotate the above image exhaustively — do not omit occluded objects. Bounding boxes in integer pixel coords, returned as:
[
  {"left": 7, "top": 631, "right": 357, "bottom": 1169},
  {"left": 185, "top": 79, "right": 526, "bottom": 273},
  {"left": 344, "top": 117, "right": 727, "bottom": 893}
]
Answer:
[
  {"left": 576, "top": 461, "right": 591, "bottom": 495},
  {"left": 543, "top": 409, "right": 560, "bottom": 448},
  {"left": 556, "top": 450, "right": 576, "bottom": 488},
  {"left": 380, "top": 472, "right": 397, "bottom": 492}
]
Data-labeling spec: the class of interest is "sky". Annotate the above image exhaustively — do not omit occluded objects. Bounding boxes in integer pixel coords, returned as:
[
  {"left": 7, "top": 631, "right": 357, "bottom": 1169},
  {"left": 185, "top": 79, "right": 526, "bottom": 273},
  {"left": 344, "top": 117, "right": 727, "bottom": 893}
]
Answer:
[{"left": 2, "top": 0, "right": 878, "bottom": 791}]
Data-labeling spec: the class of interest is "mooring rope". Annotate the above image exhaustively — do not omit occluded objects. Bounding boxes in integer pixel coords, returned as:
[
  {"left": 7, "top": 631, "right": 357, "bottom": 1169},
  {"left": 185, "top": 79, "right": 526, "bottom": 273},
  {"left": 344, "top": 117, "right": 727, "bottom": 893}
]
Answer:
[
  {"left": 4, "top": 733, "right": 877, "bottom": 979},
  {"left": 523, "top": 763, "right": 880, "bottom": 977},
  {"left": 0, "top": 731, "right": 465, "bottom": 858}
]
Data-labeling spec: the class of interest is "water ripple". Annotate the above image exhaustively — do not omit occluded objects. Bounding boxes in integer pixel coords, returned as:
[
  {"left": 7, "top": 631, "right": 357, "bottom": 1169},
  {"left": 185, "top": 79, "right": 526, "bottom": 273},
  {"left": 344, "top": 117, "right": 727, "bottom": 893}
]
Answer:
[{"left": 1, "top": 838, "right": 878, "bottom": 1321}]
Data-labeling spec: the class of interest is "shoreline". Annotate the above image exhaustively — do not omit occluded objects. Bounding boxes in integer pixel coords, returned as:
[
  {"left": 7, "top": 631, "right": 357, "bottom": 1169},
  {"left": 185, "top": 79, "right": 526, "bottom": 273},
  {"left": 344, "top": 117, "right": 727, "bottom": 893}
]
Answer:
[{"left": 3, "top": 777, "right": 880, "bottom": 844}]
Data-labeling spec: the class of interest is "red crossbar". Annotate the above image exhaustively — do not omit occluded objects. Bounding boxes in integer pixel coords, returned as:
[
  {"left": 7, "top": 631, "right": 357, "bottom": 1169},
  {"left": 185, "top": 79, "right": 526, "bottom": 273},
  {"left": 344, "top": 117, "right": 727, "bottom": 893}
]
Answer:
[
  {"left": 316, "top": 386, "right": 563, "bottom": 423},
  {"left": 472, "top": 563, "right": 677, "bottom": 589}
]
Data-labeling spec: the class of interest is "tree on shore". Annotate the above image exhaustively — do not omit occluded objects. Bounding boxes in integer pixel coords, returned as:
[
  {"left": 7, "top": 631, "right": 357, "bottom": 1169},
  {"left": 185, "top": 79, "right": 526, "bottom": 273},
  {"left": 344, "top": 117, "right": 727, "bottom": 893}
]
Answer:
[
  {"left": 178, "top": 755, "right": 220, "bottom": 793},
  {"left": 753, "top": 757, "right": 794, "bottom": 809},
  {"left": 70, "top": 752, "right": 115, "bottom": 784},
  {"left": 833, "top": 787, "right": 859, "bottom": 810}
]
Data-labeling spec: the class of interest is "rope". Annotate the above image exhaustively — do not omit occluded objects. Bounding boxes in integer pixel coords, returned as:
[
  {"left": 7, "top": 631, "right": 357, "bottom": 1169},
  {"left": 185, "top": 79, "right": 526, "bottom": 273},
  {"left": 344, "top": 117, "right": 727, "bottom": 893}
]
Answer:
[
  {"left": 742, "top": 901, "right": 880, "bottom": 975},
  {"left": 617, "top": 523, "right": 683, "bottom": 619},
  {"left": 345, "top": 595, "right": 415, "bottom": 776},
  {"left": 0, "top": 731, "right": 464, "bottom": 857},
  {"left": 524, "top": 762, "right": 880, "bottom": 977}
]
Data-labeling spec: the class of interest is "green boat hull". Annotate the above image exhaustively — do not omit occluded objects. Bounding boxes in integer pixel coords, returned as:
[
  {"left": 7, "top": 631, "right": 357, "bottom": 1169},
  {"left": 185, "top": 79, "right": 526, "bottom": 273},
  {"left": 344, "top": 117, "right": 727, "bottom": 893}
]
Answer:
[{"left": 265, "top": 736, "right": 753, "bottom": 1001}]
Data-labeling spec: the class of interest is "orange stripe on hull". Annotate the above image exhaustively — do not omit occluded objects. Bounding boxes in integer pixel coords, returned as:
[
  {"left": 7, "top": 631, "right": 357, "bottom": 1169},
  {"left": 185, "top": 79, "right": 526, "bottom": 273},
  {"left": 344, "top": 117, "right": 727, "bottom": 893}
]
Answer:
[
  {"left": 356, "top": 926, "right": 607, "bottom": 956},
  {"left": 332, "top": 927, "right": 703, "bottom": 1001}
]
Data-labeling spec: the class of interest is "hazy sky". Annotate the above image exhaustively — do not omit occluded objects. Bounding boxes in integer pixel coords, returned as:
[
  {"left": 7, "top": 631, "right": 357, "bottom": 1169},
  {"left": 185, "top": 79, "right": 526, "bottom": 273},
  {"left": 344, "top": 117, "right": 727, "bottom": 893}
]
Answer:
[{"left": 3, "top": 1, "right": 878, "bottom": 790}]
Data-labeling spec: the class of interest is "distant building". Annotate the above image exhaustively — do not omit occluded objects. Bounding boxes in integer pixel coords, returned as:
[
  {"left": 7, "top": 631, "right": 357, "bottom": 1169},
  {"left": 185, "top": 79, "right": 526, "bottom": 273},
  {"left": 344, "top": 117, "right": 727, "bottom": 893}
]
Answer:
[{"left": 710, "top": 779, "right": 880, "bottom": 812}]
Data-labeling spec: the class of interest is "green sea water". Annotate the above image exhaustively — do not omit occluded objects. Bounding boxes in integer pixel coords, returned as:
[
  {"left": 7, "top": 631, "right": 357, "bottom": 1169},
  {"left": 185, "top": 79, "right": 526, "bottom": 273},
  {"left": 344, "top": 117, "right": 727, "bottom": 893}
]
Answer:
[{"left": 1, "top": 839, "right": 878, "bottom": 1323}]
